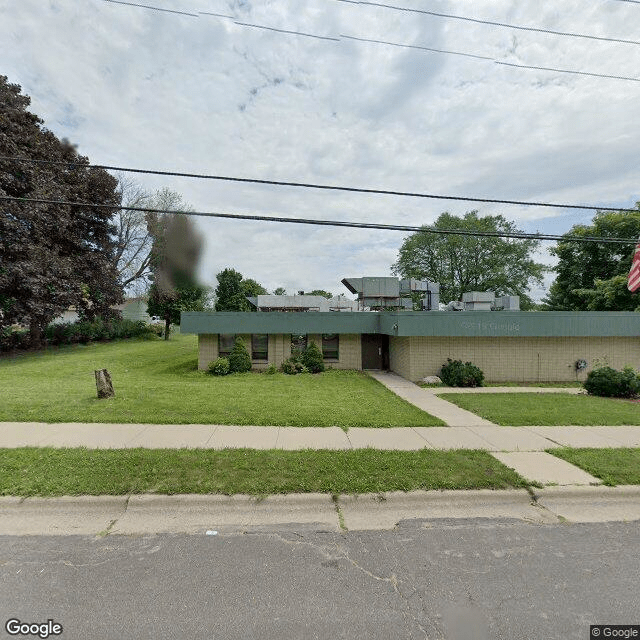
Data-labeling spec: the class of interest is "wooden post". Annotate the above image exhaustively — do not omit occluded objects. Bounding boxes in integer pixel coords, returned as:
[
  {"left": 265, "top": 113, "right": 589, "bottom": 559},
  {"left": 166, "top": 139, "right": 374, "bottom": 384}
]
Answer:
[{"left": 94, "top": 369, "right": 115, "bottom": 398}]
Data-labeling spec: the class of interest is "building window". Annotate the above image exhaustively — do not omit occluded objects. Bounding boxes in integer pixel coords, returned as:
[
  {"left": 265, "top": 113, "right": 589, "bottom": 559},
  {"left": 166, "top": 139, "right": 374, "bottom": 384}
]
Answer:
[
  {"left": 291, "top": 334, "right": 307, "bottom": 357},
  {"left": 252, "top": 334, "right": 268, "bottom": 360},
  {"left": 322, "top": 334, "right": 339, "bottom": 360},
  {"left": 218, "top": 334, "right": 235, "bottom": 357}
]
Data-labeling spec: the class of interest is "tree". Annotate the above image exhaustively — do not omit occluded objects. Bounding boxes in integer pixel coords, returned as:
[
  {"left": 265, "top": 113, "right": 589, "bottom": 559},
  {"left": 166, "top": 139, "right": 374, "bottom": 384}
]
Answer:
[
  {"left": 273, "top": 287, "right": 287, "bottom": 295},
  {"left": 0, "top": 76, "right": 123, "bottom": 345},
  {"left": 112, "top": 181, "right": 195, "bottom": 295},
  {"left": 543, "top": 207, "right": 640, "bottom": 311},
  {"left": 146, "top": 211, "right": 206, "bottom": 339},
  {"left": 391, "top": 211, "right": 546, "bottom": 309},
  {"left": 241, "top": 278, "right": 268, "bottom": 298},
  {"left": 214, "top": 269, "right": 267, "bottom": 311},
  {"left": 307, "top": 289, "right": 333, "bottom": 299}
]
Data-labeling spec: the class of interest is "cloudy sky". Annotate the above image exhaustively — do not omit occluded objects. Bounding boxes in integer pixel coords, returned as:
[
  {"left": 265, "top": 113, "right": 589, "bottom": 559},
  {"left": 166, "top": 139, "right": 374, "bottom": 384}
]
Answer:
[{"left": 2, "top": 0, "right": 639, "bottom": 300}]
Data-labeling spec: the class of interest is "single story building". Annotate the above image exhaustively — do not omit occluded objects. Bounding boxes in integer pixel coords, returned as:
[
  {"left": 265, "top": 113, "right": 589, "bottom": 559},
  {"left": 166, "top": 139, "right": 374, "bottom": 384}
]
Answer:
[{"left": 180, "top": 311, "right": 640, "bottom": 383}]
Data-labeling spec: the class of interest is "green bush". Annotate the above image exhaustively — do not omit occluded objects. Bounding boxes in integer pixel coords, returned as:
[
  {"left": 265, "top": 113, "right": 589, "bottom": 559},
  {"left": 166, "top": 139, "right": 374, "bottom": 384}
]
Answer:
[
  {"left": 440, "top": 358, "right": 484, "bottom": 387},
  {"left": 0, "top": 326, "right": 30, "bottom": 351},
  {"left": 281, "top": 358, "right": 309, "bottom": 375},
  {"left": 208, "top": 357, "right": 230, "bottom": 376},
  {"left": 228, "top": 337, "right": 252, "bottom": 373},
  {"left": 264, "top": 363, "right": 278, "bottom": 375},
  {"left": 301, "top": 341, "right": 325, "bottom": 373},
  {"left": 584, "top": 366, "right": 640, "bottom": 398}
]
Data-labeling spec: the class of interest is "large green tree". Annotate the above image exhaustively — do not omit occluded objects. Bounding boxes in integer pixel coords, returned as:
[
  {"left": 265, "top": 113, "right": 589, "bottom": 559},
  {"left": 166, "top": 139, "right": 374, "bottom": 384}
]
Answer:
[
  {"left": 214, "top": 269, "right": 266, "bottom": 311},
  {"left": 543, "top": 207, "right": 640, "bottom": 311},
  {"left": 392, "top": 211, "right": 546, "bottom": 309},
  {"left": 0, "top": 75, "right": 123, "bottom": 345}
]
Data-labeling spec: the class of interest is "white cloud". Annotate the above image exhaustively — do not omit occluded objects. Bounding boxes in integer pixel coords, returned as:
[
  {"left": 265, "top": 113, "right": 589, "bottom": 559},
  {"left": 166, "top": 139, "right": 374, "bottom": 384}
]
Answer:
[{"left": 1, "top": 0, "right": 639, "bottom": 299}]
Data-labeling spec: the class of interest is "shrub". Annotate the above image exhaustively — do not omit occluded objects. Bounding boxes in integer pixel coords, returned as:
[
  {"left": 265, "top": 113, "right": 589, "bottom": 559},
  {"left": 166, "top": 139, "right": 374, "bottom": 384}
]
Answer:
[
  {"left": 440, "top": 358, "right": 484, "bottom": 387},
  {"left": 228, "top": 337, "right": 252, "bottom": 373},
  {"left": 301, "top": 341, "right": 325, "bottom": 373},
  {"left": 584, "top": 366, "right": 640, "bottom": 398},
  {"left": 264, "top": 363, "right": 278, "bottom": 375},
  {"left": 281, "top": 358, "right": 309, "bottom": 375},
  {"left": 208, "top": 357, "right": 230, "bottom": 376}
]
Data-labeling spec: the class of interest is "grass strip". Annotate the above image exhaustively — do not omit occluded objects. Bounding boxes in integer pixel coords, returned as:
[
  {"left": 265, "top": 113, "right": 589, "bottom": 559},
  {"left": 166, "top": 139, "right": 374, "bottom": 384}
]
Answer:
[
  {"left": 549, "top": 448, "right": 640, "bottom": 486},
  {"left": 0, "top": 448, "right": 529, "bottom": 496},
  {"left": 0, "top": 335, "right": 443, "bottom": 427},
  {"left": 439, "top": 393, "right": 640, "bottom": 426}
]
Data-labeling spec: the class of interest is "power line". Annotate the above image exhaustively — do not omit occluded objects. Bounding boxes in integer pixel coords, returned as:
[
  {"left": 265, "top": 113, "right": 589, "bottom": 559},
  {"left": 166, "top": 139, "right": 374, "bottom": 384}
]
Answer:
[
  {"left": 234, "top": 21, "right": 340, "bottom": 42},
  {"left": 340, "top": 34, "right": 493, "bottom": 60},
  {"left": 342, "top": 33, "right": 640, "bottom": 82},
  {"left": 495, "top": 59, "right": 640, "bottom": 82},
  {"left": 338, "top": 0, "right": 640, "bottom": 47},
  {"left": 93, "top": 1, "right": 640, "bottom": 84},
  {"left": 100, "top": 0, "right": 198, "bottom": 17},
  {"left": 1, "top": 195, "right": 636, "bottom": 244},
  {"left": 2, "top": 156, "right": 638, "bottom": 213}
]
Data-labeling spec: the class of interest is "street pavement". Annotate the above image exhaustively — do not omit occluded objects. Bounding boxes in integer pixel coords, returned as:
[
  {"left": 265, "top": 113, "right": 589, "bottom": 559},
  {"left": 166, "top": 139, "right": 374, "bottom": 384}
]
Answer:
[{"left": 2, "top": 519, "right": 639, "bottom": 639}]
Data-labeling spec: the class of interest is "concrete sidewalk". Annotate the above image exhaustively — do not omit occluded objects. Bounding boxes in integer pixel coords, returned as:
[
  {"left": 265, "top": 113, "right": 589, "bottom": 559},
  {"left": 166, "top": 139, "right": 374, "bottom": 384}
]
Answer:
[{"left": 2, "top": 421, "right": 640, "bottom": 488}]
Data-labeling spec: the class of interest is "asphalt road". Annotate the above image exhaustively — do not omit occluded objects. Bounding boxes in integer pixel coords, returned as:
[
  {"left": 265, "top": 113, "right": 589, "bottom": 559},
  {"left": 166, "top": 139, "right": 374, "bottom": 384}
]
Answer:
[{"left": 1, "top": 518, "right": 639, "bottom": 640}]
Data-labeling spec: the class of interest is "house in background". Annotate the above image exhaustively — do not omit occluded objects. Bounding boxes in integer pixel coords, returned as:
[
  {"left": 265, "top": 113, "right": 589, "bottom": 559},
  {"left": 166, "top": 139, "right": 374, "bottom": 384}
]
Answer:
[
  {"left": 51, "top": 297, "right": 152, "bottom": 325},
  {"left": 181, "top": 277, "right": 640, "bottom": 382}
]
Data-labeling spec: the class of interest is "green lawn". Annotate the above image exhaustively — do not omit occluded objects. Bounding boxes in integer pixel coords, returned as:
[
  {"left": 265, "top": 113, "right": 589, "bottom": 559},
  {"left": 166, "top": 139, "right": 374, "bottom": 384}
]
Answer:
[
  {"left": 549, "top": 448, "right": 640, "bottom": 486},
  {"left": 0, "top": 448, "right": 529, "bottom": 496},
  {"left": 439, "top": 392, "right": 640, "bottom": 426},
  {"left": 0, "top": 335, "right": 443, "bottom": 427}
]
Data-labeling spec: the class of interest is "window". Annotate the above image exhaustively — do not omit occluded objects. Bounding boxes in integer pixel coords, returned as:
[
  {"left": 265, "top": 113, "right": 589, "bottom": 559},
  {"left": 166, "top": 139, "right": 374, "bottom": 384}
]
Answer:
[
  {"left": 322, "top": 334, "right": 339, "bottom": 360},
  {"left": 291, "top": 334, "right": 307, "bottom": 357},
  {"left": 251, "top": 334, "right": 268, "bottom": 360},
  {"left": 218, "top": 334, "right": 235, "bottom": 357}
]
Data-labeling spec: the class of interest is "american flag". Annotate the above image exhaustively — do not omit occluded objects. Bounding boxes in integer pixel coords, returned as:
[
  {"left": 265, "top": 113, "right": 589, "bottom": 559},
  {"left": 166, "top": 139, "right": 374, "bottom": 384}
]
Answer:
[{"left": 628, "top": 239, "right": 640, "bottom": 293}]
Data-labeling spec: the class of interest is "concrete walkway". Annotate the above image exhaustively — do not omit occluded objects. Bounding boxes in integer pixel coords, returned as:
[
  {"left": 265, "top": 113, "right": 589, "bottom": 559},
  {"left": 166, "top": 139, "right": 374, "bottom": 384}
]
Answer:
[
  {"left": 2, "top": 421, "right": 640, "bottom": 488},
  {"left": 368, "top": 370, "right": 497, "bottom": 426}
]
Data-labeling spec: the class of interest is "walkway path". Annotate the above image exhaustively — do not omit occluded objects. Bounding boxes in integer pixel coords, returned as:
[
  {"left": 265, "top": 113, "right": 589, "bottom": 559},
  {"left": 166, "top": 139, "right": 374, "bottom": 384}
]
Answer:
[
  {"left": 368, "top": 371, "right": 497, "bottom": 426},
  {"left": 2, "top": 421, "right": 640, "bottom": 487}
]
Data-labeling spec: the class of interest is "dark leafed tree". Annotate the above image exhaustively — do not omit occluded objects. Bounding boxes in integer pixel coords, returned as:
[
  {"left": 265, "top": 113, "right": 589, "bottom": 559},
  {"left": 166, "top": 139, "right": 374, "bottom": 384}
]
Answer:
[
  {"left": 306, "top": 289, "right": 333, "bottom": 299},
  {"left": 146, "top": 211, "right": 206, "bottom": 339},
  {"left": 543, "top": 207, "right": 640, "bottom": 311},
  {"left": 0, "top": 75, "right": 123, "bottom": 346},
  {"left": 214, "top": 269, "right": 267, "bottom": 311},
  {"left": 392, "top": 211, "right": 546, "bottom": 309},
  {"left": 272, "top": 287, "right": 287, "bottom": 295}
]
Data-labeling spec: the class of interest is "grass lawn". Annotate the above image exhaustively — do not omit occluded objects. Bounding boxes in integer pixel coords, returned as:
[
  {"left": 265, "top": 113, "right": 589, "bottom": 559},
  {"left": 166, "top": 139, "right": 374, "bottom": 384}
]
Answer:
[
  {"left": 0, "top": 335, "right": 443, "bottom": 428},
  {"left": 0, "top": 447, "right": 529, "bottom": 496},
  {"left": 549, "top": 448, "right": 640, "bottom": 486},
  {"left": 439, "top": 392, "right": 640, "bottom": 426}
]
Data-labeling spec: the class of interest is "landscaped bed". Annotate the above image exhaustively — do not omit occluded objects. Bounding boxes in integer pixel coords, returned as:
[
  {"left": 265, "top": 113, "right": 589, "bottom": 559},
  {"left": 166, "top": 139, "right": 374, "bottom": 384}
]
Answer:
[
  {"left": 549, "top": 448, "right": 640, "bottom": 486},
  {"left": 0, "top": 448, "right": 529, "bottom": 496},
  {"left": 438, "top": 392, "right": 640, "bottom": 426},
  {"left": 0, "top": 335, "right": 443, "bottom": 427}
]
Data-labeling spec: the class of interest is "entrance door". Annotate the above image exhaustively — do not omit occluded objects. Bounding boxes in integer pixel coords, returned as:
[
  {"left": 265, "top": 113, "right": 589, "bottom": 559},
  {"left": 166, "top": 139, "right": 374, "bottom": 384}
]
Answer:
[{"left": 361, "top": 334, "right": 389, "bottom": 369}]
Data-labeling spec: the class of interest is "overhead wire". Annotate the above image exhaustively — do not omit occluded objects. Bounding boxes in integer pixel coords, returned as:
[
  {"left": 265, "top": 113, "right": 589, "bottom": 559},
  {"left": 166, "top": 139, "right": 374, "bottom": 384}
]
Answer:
[
  {"left": 337, "top": 0, "right": 640, "bottom": 47},
  {"left": 1, "top": 195, "right": 636, "bottom": 245},
  {"left": 2, "top": 157, "right": 638, "bottom": 213},
  {"left": 95, "top": 0, "right": 640, "bottom": 84}
]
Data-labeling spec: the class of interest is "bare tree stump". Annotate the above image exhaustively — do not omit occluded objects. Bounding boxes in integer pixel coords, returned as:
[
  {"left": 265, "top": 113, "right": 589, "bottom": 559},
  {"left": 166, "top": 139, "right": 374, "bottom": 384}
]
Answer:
[{"left": 95, "top": 369, "right": 115, "bottom": 399}]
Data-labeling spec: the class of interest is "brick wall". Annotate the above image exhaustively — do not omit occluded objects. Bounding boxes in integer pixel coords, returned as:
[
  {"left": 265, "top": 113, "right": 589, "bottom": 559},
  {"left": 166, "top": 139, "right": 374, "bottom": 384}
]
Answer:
[
  {"left": 198, "top": 333, "right": 362, "bottom": 370},
  {"left": 400, "top": 336, "right": 640, "bottom": 383}
]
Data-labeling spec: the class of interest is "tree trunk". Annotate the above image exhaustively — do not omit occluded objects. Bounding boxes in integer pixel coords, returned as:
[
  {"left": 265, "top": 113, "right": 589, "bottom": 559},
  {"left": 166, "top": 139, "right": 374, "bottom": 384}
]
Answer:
[
  {"left": 164, "top": 317, "right": 170, "bottom": 340},
  {"left": 94, "top": 369, "right": 115, "bottom": 398},
  {"left": 29, "top": 322, "right": 43, "bottom": 349}
]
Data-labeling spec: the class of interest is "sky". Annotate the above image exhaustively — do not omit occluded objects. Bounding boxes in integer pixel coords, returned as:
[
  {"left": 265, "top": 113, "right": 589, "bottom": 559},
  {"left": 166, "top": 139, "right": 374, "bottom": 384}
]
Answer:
[{"left": 2, "top": 0, "right": 639, "bottom": 301}]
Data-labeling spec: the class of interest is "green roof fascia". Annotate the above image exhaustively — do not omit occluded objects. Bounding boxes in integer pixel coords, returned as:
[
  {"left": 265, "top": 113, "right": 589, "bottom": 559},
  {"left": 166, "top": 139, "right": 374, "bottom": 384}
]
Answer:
[
  {"left": 181, "top": 311, "right": 640, "bottom": 338},
  {"left": 180, "top": 311, "right": 380, "bottom": 335},
  {"left": 387, "top": 311, "right": 640, "bottom": 337}
]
